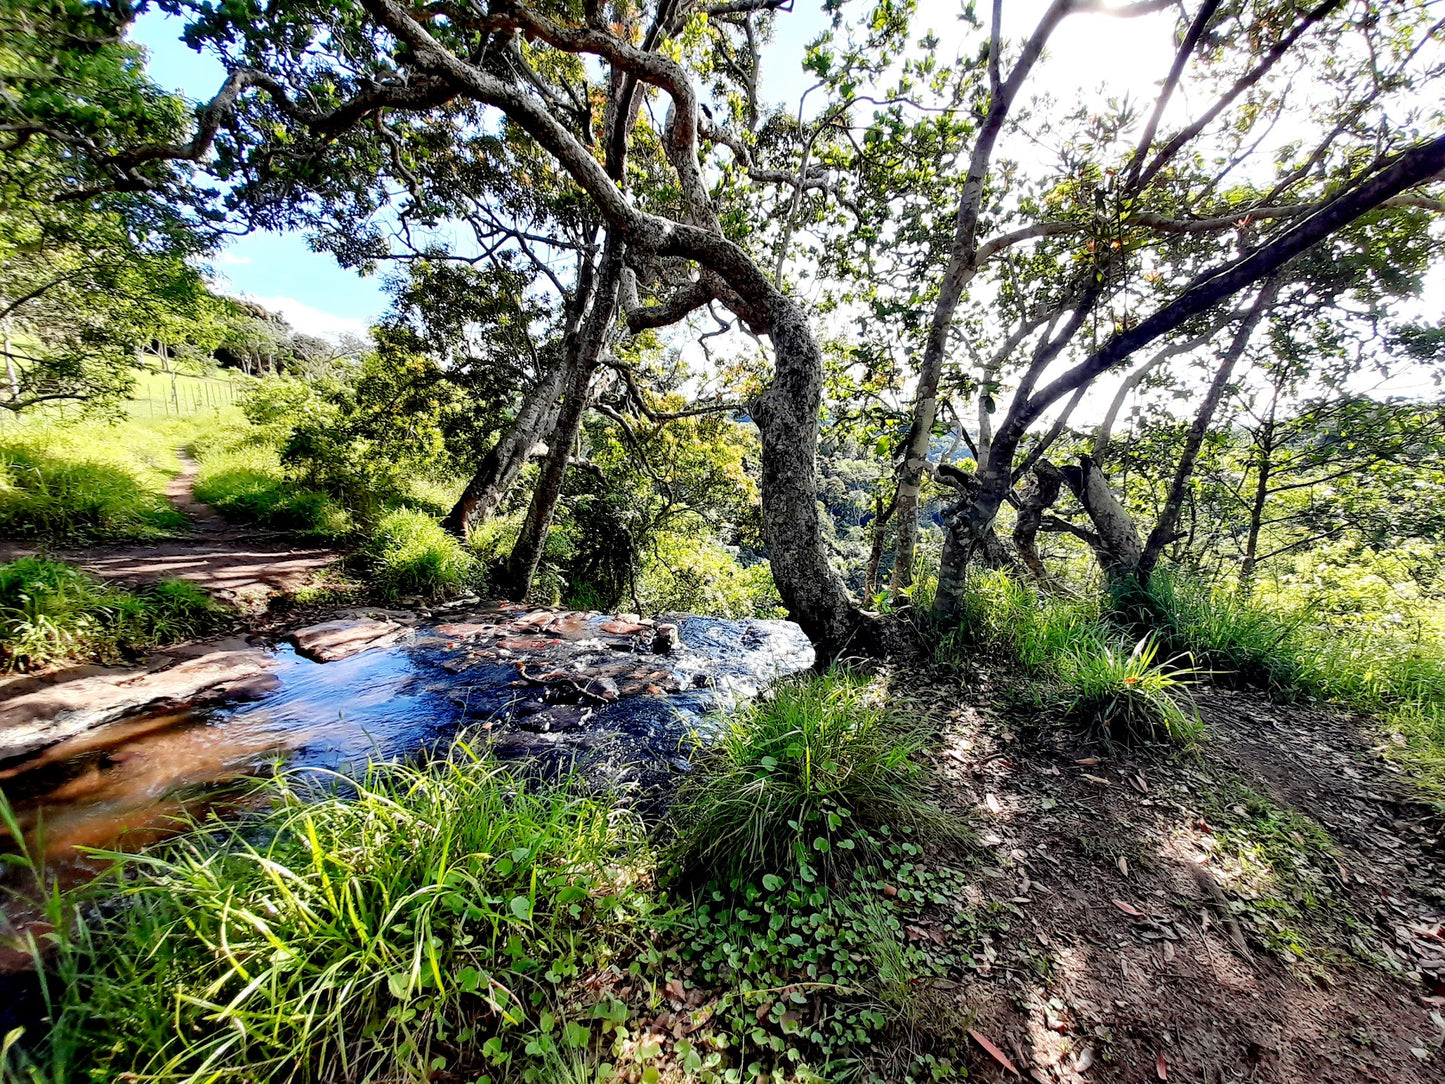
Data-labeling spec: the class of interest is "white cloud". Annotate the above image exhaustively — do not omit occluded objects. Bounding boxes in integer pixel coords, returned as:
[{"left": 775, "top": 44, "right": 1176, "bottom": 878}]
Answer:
[
  {"left": 244, "top": 295, "right": 373, "bottom": 343},
  {"left": 216, "top": 250, "right": 252, "bottom": 266}
]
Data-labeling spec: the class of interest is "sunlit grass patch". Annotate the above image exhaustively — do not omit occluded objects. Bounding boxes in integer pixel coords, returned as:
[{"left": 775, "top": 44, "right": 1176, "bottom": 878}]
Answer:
[
  {"left": 191, "top": 440, "right": 350, "bottom": 536},
  {"left": 0, "top": 421, "right": 192, "bottom": 540},
  {"left": 0, "top": 557, "right": 227, "bottom": 671},
  {"left": 666, "top": 669, "right": 969, "bottom": 881},
  {"left": 364, "top": 507, "right": 480, "bottom": 600}
]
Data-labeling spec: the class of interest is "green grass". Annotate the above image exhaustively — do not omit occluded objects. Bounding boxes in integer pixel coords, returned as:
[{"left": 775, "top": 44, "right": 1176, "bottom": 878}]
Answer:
[
  {"left": 0, "top": 557, "right": 227, "bottom": 671},
  {"left": 666, "top": 669, "right": 968, "bottom": 881},
  {"left": 949, "top": 571, "right": 1201, "bottom": 743},
  {"left": 364, "top": 507, "right": 480, "bottom": 600},
  {"left": 1061, "top": 632, "right": 1203, "bottom": 745},
  {"left": 7, "top": 743, "right": 647, "bottom": 1084},
  {"left": 0, "top": 419, "right": 195, "bottom": 540},
  {"left": 190, "top": 440, "right": 350, "bottom": 536}
]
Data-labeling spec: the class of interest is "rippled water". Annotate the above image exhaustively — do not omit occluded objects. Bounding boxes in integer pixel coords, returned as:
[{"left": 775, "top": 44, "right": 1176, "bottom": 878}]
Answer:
[{"left": 0, "top": 611, "right": 814, "bottom": 896}]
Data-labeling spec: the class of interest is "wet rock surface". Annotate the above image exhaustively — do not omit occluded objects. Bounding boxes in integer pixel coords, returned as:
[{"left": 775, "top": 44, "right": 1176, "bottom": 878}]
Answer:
[
  {"left": 0, "top": 602, "right": 813, "bottom": 892},
  {"left": 0, "top": 639, "right": 278, "bottom": 763}
]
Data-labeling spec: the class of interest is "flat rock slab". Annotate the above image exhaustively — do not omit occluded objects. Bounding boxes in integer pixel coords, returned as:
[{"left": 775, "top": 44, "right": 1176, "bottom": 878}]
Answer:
[
  {"left": 287, "top": 617, "right": 409, "bottom": 662},
  {"left": 0, "top": 639, "right": 277, "bottom": 763}
]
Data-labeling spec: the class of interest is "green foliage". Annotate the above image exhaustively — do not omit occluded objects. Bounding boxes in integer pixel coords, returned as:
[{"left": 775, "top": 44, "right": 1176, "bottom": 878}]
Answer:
[
  {"left": 1061, "top": 633, "right": 1203, "bottom": 745},
  {"left": 0, "top": 558, "right": 225, "bottom": 671},
  {"left": 14, "top": 743, "right": 645, "bottom": 1084},
  {"left": 1144, "top": 572, "right": 1304, "bottom": 692},
  {"left": 668, "top": 670, "right": 968, "bottom": 882},
  {"left": 365, "top": 507, "right": 479, "bottom": 600},
  {"left": 0, "top": 421, "right": 191, "bottom": 540},
  {"left": 191, "top": 438, "right": 350, "bottom": 536},
  {"left": 661, "top": 830, "right": 977, "bottom": 1083}
]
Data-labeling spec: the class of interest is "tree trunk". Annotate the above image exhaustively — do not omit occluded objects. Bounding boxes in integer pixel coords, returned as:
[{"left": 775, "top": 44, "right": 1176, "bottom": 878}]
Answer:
[
  {"left": 1012, "top": 462, "right": 1065, "bottom": 584},
  {"left": 1060, "top": 457, "right": 1146, "bottom": 592},
  {"left": 861, "top": 493, "right": 896, "bottom": 601},
  {"left": 441, "top": 360, "right": 566, "bottom": 539},
  {"left": 501, "top": 240, "right": 623, "bottom": 600},
  {"left": 755, "top": 293, "right": 883, "bottom": 656},
  {"left": 1137, "top": 280, "right": 1276, "bottom": 581},
  {"left": 1239, "top": 404, "right": 1277, "bottom": 595}
]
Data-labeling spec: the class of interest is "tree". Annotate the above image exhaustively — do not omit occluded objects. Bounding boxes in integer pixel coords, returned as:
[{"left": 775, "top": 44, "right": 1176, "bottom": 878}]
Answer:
[
  {"left": 0, "top": 0, "right": 221, "bottom": 411},
  {"left": 44, "top": 0, "right": 1445, "bottom": 655}
]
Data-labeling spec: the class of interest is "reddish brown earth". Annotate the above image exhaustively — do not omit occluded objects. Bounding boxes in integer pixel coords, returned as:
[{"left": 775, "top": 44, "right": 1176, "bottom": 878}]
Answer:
[{"left": 928, "top": 678, "right": 1445, "bottom": 1083}]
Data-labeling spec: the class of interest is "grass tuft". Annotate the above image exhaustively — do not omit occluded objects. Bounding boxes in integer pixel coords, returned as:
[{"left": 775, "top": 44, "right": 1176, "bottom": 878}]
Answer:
[
  {"left": 667, "top": 670, "right": 969, "bottom": 881},
  {"left": 0, "top": 558, "right": 227, "bottom": 671},
  {"left": 10, "top": 742, "right": 645, "bottom": 1084},
  {"left": 364, "top": 507, "right": 480, "bottom": 600},
  {"left": 1061, "top": 633, "right": 1203, "bottom": 745}
]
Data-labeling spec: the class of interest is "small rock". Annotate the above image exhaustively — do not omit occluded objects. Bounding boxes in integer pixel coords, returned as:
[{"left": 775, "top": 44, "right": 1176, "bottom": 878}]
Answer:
[{"left": 652, "top": 623, "right": 680, "bottom": 654}]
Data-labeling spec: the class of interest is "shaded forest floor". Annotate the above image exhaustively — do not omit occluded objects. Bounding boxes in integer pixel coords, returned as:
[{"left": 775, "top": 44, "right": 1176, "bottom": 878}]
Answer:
[{"left": 860, "top": 670, "right": 1445, "bottom": 1082}]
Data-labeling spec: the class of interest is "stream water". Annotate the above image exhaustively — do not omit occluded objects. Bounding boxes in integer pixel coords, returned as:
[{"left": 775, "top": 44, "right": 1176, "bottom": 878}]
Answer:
[{"left": 0, "top": 607, "right": 813, "bottom": 974}]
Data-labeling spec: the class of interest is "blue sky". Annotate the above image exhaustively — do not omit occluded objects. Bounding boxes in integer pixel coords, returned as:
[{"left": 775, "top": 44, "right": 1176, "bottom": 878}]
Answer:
[{"left": 130, "top": 10, "right": 387, "bottom": 338}]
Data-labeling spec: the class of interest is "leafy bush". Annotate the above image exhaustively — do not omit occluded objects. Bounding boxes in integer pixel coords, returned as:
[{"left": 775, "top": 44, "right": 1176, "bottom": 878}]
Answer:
[
  {"left": 13, "top": 744, "right": 645, "bottom": 1084},
  {"left": 191, "top": 441, "right": 350, "bottom": 536},
  {"left": 1061, "top": 633, "right": 1203, "bottom": 745},
  {"left": 365, "top": 507, "right": 479, "bottom": 599},
  {"left": 0, "top": 558, "right": 226, "bottom": 670},
  {"left": 667, "top": 670, "right": 968, "bottom": 881}
]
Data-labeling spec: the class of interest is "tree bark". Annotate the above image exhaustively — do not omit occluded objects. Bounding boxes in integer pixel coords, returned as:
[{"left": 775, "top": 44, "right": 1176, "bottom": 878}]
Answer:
[
  {"left": 1059, "top": 457, "right": 1146, "bottom": 590},
  {"left": 441, "top": 358, "right": 566, "bottom": 539},
  {"left": 500, "top": 239, "right": 623, "bottom": 600},
  {"left": 1012, "top": 462, "right": 1065, "bottom": 584},
  {"left": 861, "top": 493, "right": 896, "bottom": 601},
  {"left": 1239, "top": 399, "right": 1278, "bottom": 594}
]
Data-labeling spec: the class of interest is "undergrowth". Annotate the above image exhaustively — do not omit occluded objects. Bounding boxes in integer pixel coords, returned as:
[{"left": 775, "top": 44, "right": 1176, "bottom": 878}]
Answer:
[
  {"left": 363, "top": 507, "right": 481, "bottom": 600},
  {"left": 0, "top": 558, "right": 227, "bottom": 670},
  {"left": 667, "top": 669, "right": 970, "bottom": 881},
  {"left": 4, "top": 672, "right": 983, "bottom": 1084},
  {"left": 190, "top": 439, "right": 350, "bottom": 536},
  {"left": 0, "top": 421, "right": 191, "bottom": 540}
]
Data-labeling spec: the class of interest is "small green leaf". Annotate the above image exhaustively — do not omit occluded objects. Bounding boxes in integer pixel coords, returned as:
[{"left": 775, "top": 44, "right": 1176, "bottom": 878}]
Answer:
[{"left": 509, "top": 895, "right": 532, "bottom": 921}]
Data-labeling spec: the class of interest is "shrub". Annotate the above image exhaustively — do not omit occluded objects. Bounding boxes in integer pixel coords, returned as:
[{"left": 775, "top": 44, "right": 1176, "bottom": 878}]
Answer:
[
  {"left": 14, "top": 743, "right": 645, "bottom": 1084},
  {"left": 366, "top": 507, "right": 479, "bottom": 599},
  {"left": 667, "top": 670, "right": 968, "bottom": 881},
  {"left": 0, "top": 558, "right": 226, "bottom": 670},
  {"left": 1061, "top": 633, "right": 1203, "bottom": 745},
  {"left": 191, "top": 442, "right": 350, "bottom": 536}
]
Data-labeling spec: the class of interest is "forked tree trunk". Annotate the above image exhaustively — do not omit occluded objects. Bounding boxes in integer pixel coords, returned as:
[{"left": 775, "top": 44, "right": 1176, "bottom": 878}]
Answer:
[
  {"left": 501, "top": 241, "right": 624, "bottom": 600},
  {"left": 441, "top": 360, "right": 567, "bottom": 539}
]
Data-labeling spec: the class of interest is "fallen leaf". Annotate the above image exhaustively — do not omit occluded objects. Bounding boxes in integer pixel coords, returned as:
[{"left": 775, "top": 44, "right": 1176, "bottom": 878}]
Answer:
[
  {"left": 985, "top": 792, "right": 1003, "bottom": 814},
  {"left": 1077, "top": 1046, "right": 1096, "bottom": 1071},
  {"left": 1156, "top": 1051, "right": 1168, "bottom": 1079},
  {"left": 1118, "top": 856, "right": 1130, "bottom": 876},
  {"left": 1075, "top": 757, "right": 1101, "bottom": 765},
  {"left": 968, "top": 1029, "right": 1020, "bottom": 1076},
  {"left": 883, "top": 884, "right": 898, "bottom": 897},
  {"left": 1112, "top": 899, "right": 1146, "bottom": 918},
  {"left": 1083, "top": 773, "right": 1111, "bottom": 786}
]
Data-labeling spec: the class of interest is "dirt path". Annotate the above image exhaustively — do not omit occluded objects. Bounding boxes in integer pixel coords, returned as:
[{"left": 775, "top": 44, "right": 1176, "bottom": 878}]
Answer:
[
  {"left": 7, "top": 449, "right": 340, "bottom": 613},
  {"left": 927, "top": 678, "right": 1445, "bottom": 1082}
]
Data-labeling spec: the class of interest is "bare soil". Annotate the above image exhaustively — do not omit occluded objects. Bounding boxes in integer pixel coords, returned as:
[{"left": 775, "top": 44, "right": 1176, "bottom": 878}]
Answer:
[
  {"left": 1, "top": 450, "right": 339, "bottom": 613},
  {"left": 927, "top": 673, "right": 1445, "bottom": 1083}
]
